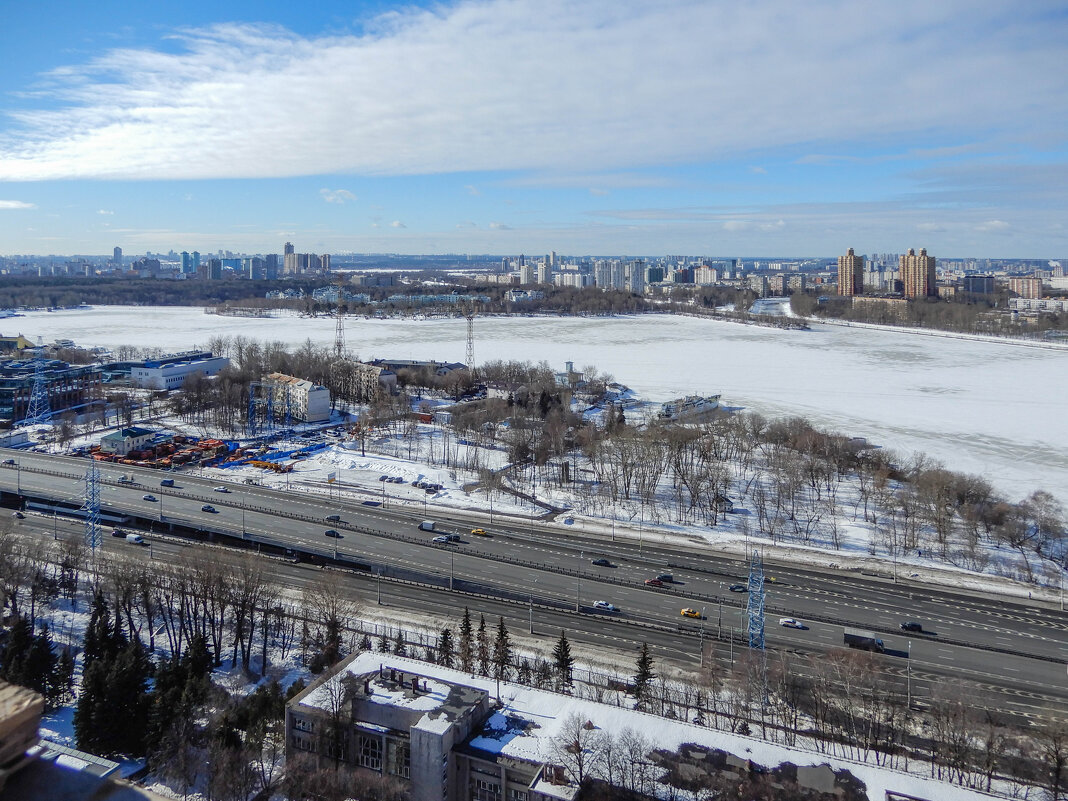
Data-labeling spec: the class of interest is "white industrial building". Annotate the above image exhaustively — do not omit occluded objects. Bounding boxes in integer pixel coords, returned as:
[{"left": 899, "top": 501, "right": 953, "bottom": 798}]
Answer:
[{"left": 130, "top": 355, "right": 229, "bottom": 390}]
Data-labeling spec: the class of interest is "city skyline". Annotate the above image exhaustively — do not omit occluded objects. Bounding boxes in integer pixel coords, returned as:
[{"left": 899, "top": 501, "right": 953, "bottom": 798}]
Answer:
[{"left": 1, "top": 1, "right": 1067, "bottom": 257}]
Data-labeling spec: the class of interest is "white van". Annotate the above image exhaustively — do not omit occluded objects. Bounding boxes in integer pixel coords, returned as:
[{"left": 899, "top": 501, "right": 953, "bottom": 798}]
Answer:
[
  {"left": 125, "top": 533, "right": 145, "bottom": 545},
  {"left": 418, "top": 521, "right": 436, "bottom": 532}
]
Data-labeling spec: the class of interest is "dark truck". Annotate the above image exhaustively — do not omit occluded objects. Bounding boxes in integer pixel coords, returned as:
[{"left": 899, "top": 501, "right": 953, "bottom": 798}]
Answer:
[{"left": 843, "top": 627, "right": 885, "bottom": 653}]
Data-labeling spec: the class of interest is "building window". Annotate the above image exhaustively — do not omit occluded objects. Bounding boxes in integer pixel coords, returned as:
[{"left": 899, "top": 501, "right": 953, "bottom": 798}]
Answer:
[
  {"left": 358, "top": 734, "right": 382, "bottom": 771},
  {"left": 293, "top": 718, "right": 314, "bottom": 733},
  {"left": 507, "top": 790, "right": 528, "bottom": 801},
  {"left": 291, "top": 735, "right": 313, "bottom": 752},
  {"left": 474, "top": 778, "right": 502, "bottom": 801},
  {"left": 386, "top": 739, "right": 410, "bottom": 779}
]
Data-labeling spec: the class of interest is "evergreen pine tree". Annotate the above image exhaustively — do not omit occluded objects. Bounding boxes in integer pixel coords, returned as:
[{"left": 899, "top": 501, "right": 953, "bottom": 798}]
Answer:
[
  {"left": 0, "top": 615, "right": 33, "bottom": 684},
  {"left": 633, "top": 642, "right": 655, "bottom": 709},
  {"left": 438, "top": 627, "right": 454, "bottom": 668},
  {"left": 552, "top": 630, "right": 574, "bottom": 689},
  {"left": 476, "top": 614, "right": 490, "bottom": 676},
  {"left": 82, "top": 592, "right": 112, "bottom": 666},
  {"left": 492, "top": 617, "right": 511, "bottom": 681},
  {"left": 53, "top": 647, "right": 75, "bottom": 708},
  {"left": 24, "top": 622, "right": 58, "bottom": 704},
  {"left": 458, "top": 608, "right": 473, "bottom": 673},
  {"left": 377, "top": 633, "right": 389, "bottom": 653},
  {"left": 392, "top": 631, "right": 407, "bottom": 656}
]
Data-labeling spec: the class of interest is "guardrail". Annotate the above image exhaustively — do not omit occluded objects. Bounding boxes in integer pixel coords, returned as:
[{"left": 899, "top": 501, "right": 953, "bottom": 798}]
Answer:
[{"left": 3, "top": 459, "right": 1062, "bottom": 665}]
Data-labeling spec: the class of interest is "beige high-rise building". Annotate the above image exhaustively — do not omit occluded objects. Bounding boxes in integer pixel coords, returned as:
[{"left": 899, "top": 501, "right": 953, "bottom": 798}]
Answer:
[
  {"left": 837, "top": 248, "right": 864, "bottom": 296},
  {"left": 900, "top": 247, "right": 936, "bottom": 298}
]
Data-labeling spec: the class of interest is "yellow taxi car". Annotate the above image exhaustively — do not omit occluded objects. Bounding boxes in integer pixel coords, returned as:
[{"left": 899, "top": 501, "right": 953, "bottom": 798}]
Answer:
[
  {"left": 680, "top": 608, "right": 703, "bottom": 619},
  {"left": 470, "top": 528, "right": 490, "bottom": 536}
]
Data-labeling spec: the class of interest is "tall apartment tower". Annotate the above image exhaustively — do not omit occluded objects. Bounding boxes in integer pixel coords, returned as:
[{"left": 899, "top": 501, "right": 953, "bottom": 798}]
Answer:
[
  {"left": 899, "top": 248, "right": 937, "bottom": 298},
  {"left": 112, "top": 246, "right": 122, "bottom": 266},
  {"left": 837, "top": 248, "right": 865, "bottom": 296},
  {"left": 284, "top": 242, "right": 294, "bottom": 256}
]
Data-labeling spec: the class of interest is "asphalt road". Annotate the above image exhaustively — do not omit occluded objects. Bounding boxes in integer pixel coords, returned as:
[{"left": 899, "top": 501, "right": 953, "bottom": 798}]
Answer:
[{"left": 2, "top": 449, "right": 1065, "bottom": 723}]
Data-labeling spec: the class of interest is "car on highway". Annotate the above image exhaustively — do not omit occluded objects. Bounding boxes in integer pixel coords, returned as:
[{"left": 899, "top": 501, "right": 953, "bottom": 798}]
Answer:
[
  {"left": 644, "top": 578, "right": 663, "bottom": 587},
  {"left": 590, "top": 558, "right": 612, "bottom": 567},
  {"left": 728, "top": 584, "right": 747, "bottom": 592},
  {"left": 432, "top": 535, "right": 452, "bottom": 544},
  {"left": 3, "top": 458, "right": 15, "bottom": 465},
  {"left": 201, "top": 504, "right": 217, "bottom": 513},
  {"left": 212, "top": 486, "right": 230, "bottom": 493},
  {"left": 680, "top": 608, "right": 703, "bottom": 619},
  {"left": 593, "top": 601, "right": 618, "bottom": 612},
  {"left": 111, "top": 528, "right": 126, "bottom": 537},
  {"left": 326, "top": 514, "right": 341, "bottom": 522},
  {"left": 778, "top": 617, "right": 805, "bottom": 629},
  {"left": 470, "top": 528, "right": 490, "bottom": 536},
  {"left": 900, "top": 621, "right": 924, "bottom": 633},
  {"left": 142, "top": 494, "right": 157, "bottom": 502},
  {"left": 324, "top": 529, "right": 341, "bottom": 538}
]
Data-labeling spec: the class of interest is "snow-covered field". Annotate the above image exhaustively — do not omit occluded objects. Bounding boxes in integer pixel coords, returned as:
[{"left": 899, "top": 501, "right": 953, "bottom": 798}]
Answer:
[{"left": 11, "top": 305, "right": 1067, "bottom": 505}]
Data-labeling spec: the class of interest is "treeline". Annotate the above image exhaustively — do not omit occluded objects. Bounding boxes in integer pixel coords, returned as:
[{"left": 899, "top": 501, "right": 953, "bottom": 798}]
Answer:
[{"left": 792, "top": 291, "right": 1068, "bottom": 336}]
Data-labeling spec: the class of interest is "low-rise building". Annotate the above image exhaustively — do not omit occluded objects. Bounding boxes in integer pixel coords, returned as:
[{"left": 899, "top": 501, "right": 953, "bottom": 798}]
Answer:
[
  {"left": 130, "top": 354, "right": 229, "bottom": 390},
  {"left": 0, "top": 680, "right": 43, "bottom": 792},
  {"left": 0, "top": 360, "right": 103, "bottom": 426},
  {"left": 99, "top": 426, "right": 156, "bottom": 456},
  {"left": 264, "top": 373, "right": 331, "bottom": 422}
]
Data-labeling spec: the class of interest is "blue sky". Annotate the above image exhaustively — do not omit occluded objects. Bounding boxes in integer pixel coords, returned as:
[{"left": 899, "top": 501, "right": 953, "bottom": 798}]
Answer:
[{"left": 1, "top": 0, "right": 1067, "bottom": 258}]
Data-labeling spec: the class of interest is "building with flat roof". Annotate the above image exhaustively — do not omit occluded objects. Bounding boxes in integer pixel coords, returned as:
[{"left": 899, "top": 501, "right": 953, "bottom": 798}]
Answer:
[
  {"left": 130, "top": 354, "right": 229, "bottom": 390},
  {"left": 0, "top": 680, "right": 43, "bottom": 791},
  {"left": 264, "top": 372, "right": 331, "bottom": 422},
  {"left": 0, "top": 360, "right": 103, "bottom": 426}
]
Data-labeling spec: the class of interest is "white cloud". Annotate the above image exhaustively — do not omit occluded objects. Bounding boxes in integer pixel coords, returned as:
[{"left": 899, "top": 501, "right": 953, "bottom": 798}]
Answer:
[
  {"left": 320, "top": 188, "right": 355, "bottom": 204},
  {"left": 589, "top": 188, "right": 610, "bottom": 196},
  {"left": 489, "top": 221, "right": 511, "bottom": 230},
  {"left": 0, "top": 2, "right": 1063, "bottom": 181},
  {"left": 722, "top": 220, "right": 749, "bottom": 231},
  {"left": 97, "top": 209, "right": 113, "bottom": 215},
  {"left": 750, "top": 166, "right": 767, "bottom": 174},
  {"left": 0, "top": 200, "right": 35, "bottom": 209},
  {"left": 390, "top": 220, "right": 406, "bottom": 228},
  {"left": 975, "top": 219, "right": 1010, "bottom": 232},
  {"left": 464, "top": 185, "right": 480, "bottom": 195}
]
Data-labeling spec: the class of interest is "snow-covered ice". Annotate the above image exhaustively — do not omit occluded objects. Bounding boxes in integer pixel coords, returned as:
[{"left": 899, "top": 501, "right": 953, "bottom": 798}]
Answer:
[{"left": 14, "top": 305, "right": 1067, "bottom": 505}]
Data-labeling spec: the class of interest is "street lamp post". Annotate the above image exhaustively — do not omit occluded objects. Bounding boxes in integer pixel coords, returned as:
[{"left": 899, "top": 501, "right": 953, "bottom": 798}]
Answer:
[
  {"left": 529, "top": 578, "right": 537, "bottom": 634},
  {"left": 241, "top": 508, "right": 246, "bottom": 538},
  {"left": 906, "top": 640, "right": 912, "bottom": 709},
  {"left": 700, "top": 606, "right": 706, "bottom": 669},
  {"left": 576, "top": 551, "right": 583, "bottom": 612},
  {"left": 376, "top": 569, "right": 382, "bottom": 605},
  {"left": 450, "top": 553, "right": 455, "bottom": 591}
]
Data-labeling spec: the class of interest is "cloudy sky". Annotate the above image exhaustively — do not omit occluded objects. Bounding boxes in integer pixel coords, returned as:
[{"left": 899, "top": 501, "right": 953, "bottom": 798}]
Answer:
[{"left": 1, "top": 0, "right": 1066, "bottom": 258}]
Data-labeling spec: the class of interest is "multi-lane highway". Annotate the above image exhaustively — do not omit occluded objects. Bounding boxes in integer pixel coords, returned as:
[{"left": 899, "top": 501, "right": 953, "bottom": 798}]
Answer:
[{"left": 2, "top": 448, "right": 1065, "bottom": 723}]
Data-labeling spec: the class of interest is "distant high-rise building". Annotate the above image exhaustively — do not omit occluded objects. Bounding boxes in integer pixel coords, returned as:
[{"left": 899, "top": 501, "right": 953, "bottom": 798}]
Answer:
[
  {"left": 265, "top": 254, "right": 279, "bottom": 280},
  {"left": 192, "top": 251, "right": 200, "bottom": 272},
  {"left": 962, "top": 275, "right": 995, "bottom": 294},
  {"left": 284, "top": 241, "right": 294, "bottom": 256},
  {"left": 837, "top": 248, "right": 865, "bottom": 296},
  {"left": 899, "top": 248, "right": 936, "bottom": 298},
  {"left": 180, "top": 251, "right": 194, "bottom": 274},
  {"left": 112, "top": 246, "right": 122, "bottom": 266},
  {"left": 1008, "top": 277, "right": 1041, "bottom": 299}
]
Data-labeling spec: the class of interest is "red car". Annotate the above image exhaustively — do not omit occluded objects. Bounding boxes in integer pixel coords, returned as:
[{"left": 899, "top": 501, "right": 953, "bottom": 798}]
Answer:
[{"left": 644, "top": 578, "right": 663, "bottom": 587}]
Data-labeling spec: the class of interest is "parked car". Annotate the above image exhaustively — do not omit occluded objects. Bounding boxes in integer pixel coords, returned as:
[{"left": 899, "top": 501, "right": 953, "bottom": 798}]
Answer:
[
  {"left": 644, "top": 578, "right": 663, "bottom": 587},
  {"left": 900, "top": 621, "right": 924, "bottom": 633},
  {"left": 432, "top": 535, "right": 452, "bottom": 544},
  {"left": 12, "top": 511, "right": 24, "bottom": 520},
  {"left": 325, "top": 529, "right": 341, "bottom": 538},
  {"left": 379, "top": 475, "right": 389, "bottom": 481},
  {"left": 201, "top": 504, "right": 217, "bottom": 513},
  {"left": 778, "top": 617, "right": 805, "bottom": 629},
  {"left": 728, "top": 584, "right": 747, "bottom": 593},
  {"left": 593, "top": 601, "right": 618, "bottom": 612},
  {"left": 591, "top": 558, "right": 612, "bottom": 567},
  {"left": 213, "top": 486, "right": 230, "bottom": 493},
  {"left": 142, "top": 494, "right": 157, "bottom": 502},
  {"left": 680, "top": 608, "right": 703, "bottom": 619}
]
